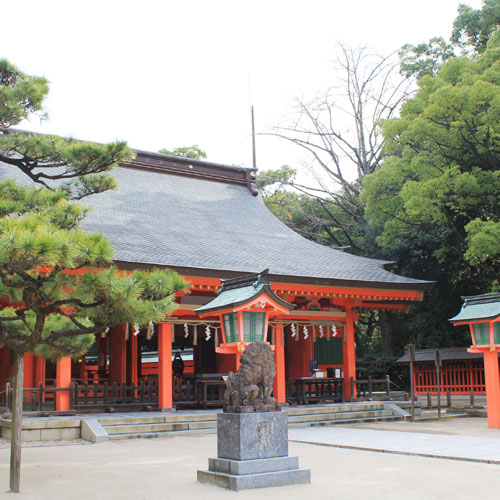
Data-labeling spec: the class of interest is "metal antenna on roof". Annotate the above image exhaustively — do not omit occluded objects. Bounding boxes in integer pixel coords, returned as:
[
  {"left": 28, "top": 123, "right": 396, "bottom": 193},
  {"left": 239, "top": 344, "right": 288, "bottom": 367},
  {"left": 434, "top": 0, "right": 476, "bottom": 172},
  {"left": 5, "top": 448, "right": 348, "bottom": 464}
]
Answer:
[{"left": 251, "top": 105, "right": 257, "bottom": 170}]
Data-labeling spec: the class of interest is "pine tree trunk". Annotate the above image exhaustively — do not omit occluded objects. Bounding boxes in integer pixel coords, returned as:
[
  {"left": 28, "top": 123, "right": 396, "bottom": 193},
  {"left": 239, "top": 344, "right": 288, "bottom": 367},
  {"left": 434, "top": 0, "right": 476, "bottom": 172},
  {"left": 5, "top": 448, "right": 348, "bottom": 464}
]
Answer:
[{"left": 10, "top": 351, "right": 23, "bottom": 493}]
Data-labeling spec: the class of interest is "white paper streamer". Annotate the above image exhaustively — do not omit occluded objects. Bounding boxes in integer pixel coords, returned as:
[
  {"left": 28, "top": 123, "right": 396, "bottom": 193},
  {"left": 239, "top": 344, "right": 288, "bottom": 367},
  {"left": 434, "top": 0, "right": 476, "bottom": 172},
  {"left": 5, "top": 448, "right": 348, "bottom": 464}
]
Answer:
[{"left": 332, "top": 324, "right": 338, "bottom": 337}]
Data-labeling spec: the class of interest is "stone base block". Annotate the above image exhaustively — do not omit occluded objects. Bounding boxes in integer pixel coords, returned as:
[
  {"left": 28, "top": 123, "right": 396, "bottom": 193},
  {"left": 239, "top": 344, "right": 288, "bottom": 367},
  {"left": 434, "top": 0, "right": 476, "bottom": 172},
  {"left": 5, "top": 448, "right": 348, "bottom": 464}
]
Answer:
[
  {"left": 209, "top": 456, "right": 299, "bottom": 475},
  {"left": 218, "top": 411, "right": 288, "bottom": 460},
  {"left": 197, "top": 467, "right": 311, "bottom": 491}
]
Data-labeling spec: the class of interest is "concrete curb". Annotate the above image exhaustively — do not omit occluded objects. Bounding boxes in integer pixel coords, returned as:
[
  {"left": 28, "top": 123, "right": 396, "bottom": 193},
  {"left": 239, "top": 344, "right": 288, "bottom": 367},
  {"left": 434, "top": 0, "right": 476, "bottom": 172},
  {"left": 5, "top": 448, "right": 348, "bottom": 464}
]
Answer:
[
  {"left": 384, "top": 403, "right": 409, "bottom": 419},
  {"left": 81, "top": 419, "right": 109, "bottom": 443}
]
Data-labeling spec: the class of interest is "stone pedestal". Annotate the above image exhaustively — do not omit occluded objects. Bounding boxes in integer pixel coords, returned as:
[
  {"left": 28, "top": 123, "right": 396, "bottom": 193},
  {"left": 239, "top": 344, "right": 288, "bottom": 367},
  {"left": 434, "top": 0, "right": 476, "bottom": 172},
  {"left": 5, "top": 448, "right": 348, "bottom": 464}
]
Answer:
[{"left": 198, "top": 412, "right": 310, "bottom": 490}]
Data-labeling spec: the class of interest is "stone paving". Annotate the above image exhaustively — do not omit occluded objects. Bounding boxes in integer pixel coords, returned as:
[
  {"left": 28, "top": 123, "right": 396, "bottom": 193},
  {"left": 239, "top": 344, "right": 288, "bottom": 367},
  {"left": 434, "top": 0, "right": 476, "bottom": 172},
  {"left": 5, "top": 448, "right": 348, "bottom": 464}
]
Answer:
[{"left": 289, "top": 424, "right": 500, "bottom": 463}]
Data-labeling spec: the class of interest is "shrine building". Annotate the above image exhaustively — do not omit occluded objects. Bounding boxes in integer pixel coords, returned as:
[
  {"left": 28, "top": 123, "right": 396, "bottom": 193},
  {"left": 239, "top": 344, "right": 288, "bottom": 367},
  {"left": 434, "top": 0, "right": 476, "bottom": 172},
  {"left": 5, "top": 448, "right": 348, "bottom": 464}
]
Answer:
[{"left": 0, "top": 150, "right": 433, "bottom": 412}]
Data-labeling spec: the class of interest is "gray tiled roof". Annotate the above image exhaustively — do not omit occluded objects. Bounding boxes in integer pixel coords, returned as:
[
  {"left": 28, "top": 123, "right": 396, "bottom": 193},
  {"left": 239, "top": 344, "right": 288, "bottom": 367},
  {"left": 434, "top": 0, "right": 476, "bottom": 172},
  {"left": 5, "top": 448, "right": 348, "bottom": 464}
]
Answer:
[{"left": 0, "top": 155, "right": 433, "bottom": 290}]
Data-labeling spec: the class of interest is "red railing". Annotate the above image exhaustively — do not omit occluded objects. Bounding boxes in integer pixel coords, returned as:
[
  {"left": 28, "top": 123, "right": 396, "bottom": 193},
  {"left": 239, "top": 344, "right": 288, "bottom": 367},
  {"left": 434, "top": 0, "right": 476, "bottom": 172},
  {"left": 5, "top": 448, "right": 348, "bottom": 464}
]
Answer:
[{"left": 414, "top": 361, "right": 486, "bottom": 394}]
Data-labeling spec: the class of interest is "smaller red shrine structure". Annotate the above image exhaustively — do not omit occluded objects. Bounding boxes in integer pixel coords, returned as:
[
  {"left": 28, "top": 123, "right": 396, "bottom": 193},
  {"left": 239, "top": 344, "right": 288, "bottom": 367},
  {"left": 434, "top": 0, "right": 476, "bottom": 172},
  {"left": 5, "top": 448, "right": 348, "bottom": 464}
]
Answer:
[
  {"left": 0, "top": 148, "right": 433, "bottom": 413},
  {"left": 397, "top": 347, "right": 497, "bottom": 395}
]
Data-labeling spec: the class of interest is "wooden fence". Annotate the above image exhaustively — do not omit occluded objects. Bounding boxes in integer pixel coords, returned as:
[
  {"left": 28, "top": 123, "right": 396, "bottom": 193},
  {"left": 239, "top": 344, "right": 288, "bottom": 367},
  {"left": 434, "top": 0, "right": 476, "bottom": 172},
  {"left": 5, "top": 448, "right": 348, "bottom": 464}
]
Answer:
[
  {"left": 350, "top": 375, "right": 392, "bottom": 401},
  {"left": 414, "top": 361, "right": 486, "bottom": 394}
]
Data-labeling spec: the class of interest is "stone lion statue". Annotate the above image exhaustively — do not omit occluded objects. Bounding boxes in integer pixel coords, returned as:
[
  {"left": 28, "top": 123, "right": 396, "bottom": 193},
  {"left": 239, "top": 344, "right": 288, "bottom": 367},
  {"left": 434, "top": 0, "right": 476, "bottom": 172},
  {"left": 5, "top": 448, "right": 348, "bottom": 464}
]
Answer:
[{"left": 224, "top": 342, "right": 278, "bottom": 413}]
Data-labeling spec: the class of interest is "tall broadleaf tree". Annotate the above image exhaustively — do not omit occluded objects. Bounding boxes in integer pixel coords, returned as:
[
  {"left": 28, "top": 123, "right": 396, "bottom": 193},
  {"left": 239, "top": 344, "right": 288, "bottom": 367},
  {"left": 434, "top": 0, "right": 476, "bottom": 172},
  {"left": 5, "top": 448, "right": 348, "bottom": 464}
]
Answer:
[
  {"left": 0, "top": 60, "right": 188, "bottom": 493},
  {"left": 362, "top": 31, "right": 500, "bottom": 339}
]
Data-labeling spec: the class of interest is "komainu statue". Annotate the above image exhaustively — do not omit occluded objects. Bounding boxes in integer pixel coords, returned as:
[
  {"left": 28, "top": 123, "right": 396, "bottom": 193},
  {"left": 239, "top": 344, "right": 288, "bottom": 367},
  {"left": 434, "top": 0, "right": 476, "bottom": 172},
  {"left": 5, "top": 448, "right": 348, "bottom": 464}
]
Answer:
[{"left": 223, "top": 342, "right": 280, "bottom": 413}]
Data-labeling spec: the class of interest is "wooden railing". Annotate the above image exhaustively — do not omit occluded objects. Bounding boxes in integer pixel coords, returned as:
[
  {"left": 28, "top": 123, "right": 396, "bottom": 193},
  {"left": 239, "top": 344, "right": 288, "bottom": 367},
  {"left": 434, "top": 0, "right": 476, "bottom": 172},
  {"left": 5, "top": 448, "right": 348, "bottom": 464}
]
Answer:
[
  {"left": 71, "top": 380, "right": 158, "bottom": 409},
  {"left": 287, "top": 378, "right": 344, "bottom": 404},
  {"left": 1, "top": 375, "right": 224, "bottom": 412},
  {"left": 2, "top": 383, "right": 69, "bottom": 413},
  {"left": 1, "top": 381, "right": 158, "bottom": 413},
  {"left": 350, "top": 375, "right": 391, "bottom": 401}
]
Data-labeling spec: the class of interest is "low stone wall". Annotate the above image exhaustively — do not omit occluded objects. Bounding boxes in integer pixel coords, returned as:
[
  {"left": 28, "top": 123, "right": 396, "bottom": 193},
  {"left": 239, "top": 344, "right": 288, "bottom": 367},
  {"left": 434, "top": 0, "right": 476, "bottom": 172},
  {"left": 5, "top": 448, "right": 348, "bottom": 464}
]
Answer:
[{"left": 0, "top": 417, "right": 81, "bottom": 442}]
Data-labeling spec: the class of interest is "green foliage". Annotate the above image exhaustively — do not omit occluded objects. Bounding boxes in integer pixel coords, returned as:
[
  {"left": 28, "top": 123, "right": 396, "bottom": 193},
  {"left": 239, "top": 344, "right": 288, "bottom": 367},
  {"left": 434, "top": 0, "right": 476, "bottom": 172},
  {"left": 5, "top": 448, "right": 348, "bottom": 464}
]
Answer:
[
  {"left": 0, "top": 59, "right": 48, "bottom": 129},
  {"left": 0, "top": 132, "right": 132, "bottom": 200},
  {"left": 400, "top": 1, "right": 500, "bottom": 79},
  {"left": 399, "top": 37, "right": 455, "bottom": 79},
  {"left": 452, "top": 0, "right": 500, "bottom": 53},
  {"left": 159, "top": 144, "right": 207, "bottom": 159},
  {"left": 363, "top": 33, "right": 500, "bottom": 290},
  {"left": 0, "top": 178, "right": 188, "bottom": 359}
]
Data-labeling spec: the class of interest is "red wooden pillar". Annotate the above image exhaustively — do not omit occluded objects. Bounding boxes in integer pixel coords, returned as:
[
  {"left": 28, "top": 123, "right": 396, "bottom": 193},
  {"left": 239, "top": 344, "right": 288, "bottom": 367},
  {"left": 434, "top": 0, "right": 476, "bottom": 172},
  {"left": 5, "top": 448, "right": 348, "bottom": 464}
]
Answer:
[
  {"left": 127, "top": 333, "right": 139, "bottom": 385},
  {"left": 34, "top": 356, "right": 45, "bottom": 387},
  {"left": 158, "top": 322, "right": 173, "bottom": 410},
  {"left": 56, "top": 357, "right": 71, "bottom": 411},
  {"left": 344, "top": 306, "right": 357, "bottom": 400},
  {"left": 273, "top": 323, "right": 286, "bottom": 404},
  {"left": 23, "top": 353, "right": 35, "bottom": 388},
  {"left": 109, "top": 324, "right": 127, "bottom": 384},
  {"left": 483, "top": 349, "right": 500, "bottom": 428}
]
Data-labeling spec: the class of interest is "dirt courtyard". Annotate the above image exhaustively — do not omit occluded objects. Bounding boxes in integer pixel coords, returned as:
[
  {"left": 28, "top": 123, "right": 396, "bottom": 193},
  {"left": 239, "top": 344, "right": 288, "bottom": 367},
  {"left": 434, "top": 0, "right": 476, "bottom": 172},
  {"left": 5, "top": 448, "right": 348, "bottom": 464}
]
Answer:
[{"left": 1, "top": 421, "right": 500, "bottom": 500}]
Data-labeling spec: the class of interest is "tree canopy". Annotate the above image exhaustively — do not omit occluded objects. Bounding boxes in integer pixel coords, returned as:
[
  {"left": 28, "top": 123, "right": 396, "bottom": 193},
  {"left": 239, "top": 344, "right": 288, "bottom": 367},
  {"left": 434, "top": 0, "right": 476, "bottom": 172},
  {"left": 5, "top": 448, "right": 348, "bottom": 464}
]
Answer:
[
  {"left": 159, "top": 144, "right": 207, "bottom": 159},
  {"left": 362, "top": 32, "right": 500, "bottom": 292},
  {"left": 400, "top": 0, "right": 500, "bottom": 79}
]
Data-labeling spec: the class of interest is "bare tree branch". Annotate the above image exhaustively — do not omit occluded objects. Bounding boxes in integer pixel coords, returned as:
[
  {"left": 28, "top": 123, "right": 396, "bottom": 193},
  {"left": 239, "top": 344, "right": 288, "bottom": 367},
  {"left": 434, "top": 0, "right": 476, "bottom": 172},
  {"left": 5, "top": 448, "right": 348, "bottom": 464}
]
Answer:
[{"left": 264, "top": 43, "right": 411, "bottom": 249}]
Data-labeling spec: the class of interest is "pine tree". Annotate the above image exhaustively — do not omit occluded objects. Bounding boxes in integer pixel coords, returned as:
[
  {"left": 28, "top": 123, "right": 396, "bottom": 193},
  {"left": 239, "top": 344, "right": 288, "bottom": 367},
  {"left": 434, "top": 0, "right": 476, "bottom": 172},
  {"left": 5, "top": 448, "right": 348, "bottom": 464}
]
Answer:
[{"left": 0, "top": 59, "right": 187, "bottom": 492}]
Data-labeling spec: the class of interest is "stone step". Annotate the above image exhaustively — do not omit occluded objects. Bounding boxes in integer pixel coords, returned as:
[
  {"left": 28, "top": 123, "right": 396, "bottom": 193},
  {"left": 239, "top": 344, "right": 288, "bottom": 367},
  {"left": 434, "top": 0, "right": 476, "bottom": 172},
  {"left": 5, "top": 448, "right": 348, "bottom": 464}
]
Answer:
[
  {"left": 287, "top": 409, "right": 394, "bottom": 424},
  {"left": 103, "top": 419, "right": 217, "bottom": 435},
  {"left": 289, "top": 415, "right": 404, "bottom": 428},
  {"left": 98, "top": 403, "right": 406, "bottom": 441},
  {"left": 285, "top": 403, "right": 385, "bottom": 416},
  {"left": 99, "top": 413, "right": 218, "bottom": 426},
  {"left": 108, "top": 428, "right": 215, "bottom": 440}
]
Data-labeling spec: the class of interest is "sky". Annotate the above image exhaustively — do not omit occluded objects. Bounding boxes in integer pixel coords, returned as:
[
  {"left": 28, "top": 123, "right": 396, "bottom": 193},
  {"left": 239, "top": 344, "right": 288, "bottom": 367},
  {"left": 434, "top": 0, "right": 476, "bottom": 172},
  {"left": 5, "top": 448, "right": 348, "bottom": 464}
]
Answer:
[{"left": 2, "top": 0, "right": 485, "bottom": 175}]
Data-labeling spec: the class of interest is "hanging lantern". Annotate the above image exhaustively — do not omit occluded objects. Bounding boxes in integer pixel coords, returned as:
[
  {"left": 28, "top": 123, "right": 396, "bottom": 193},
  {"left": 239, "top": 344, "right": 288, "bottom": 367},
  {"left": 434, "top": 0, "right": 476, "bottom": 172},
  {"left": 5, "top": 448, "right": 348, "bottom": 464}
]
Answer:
[{"left": 195, "top": 270, "right": 294, "bottom": 354}]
